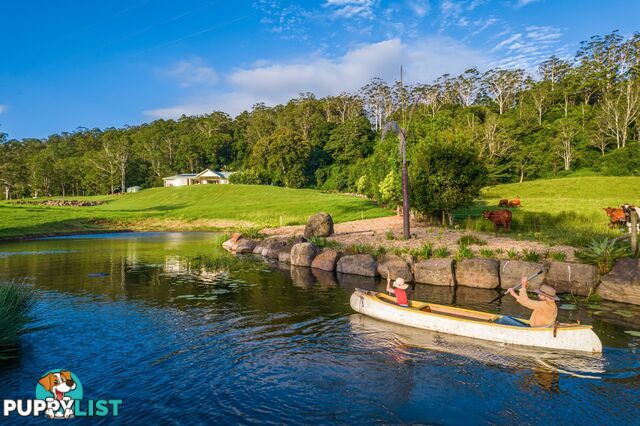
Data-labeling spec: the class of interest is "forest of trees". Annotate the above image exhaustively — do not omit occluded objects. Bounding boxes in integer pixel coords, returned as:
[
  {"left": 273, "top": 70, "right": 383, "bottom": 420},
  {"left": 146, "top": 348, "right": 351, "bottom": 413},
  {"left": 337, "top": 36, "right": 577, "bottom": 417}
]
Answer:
[{"left": 1, "top": 31, "right": 640, "bottom": 213}]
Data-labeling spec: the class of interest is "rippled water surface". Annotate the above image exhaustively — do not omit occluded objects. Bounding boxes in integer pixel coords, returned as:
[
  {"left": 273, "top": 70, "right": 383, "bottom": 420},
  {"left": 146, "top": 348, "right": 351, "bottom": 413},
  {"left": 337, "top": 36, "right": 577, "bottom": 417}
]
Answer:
[{"left": 1, "top": 232, "right": 639, "bottom": 425}]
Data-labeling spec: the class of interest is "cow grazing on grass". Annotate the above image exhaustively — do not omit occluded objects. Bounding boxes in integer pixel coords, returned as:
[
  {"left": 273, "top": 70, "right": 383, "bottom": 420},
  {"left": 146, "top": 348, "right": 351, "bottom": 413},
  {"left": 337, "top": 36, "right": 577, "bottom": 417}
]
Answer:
[
  {"left": 603, "top": 207, "right": 626, "bottom": 228},
  {"left": 483, "top": 210, "right": 512, "bottom": 232},
  {"left": 498, "top": 199, "right": 509, "bottom": 207}
]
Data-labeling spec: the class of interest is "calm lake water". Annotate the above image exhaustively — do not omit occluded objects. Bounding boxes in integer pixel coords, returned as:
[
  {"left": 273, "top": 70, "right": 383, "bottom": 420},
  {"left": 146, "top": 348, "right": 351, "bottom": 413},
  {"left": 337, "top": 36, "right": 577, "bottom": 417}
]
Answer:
[{"left": 0, "top": 232, "right": 639, "bottom": 425}]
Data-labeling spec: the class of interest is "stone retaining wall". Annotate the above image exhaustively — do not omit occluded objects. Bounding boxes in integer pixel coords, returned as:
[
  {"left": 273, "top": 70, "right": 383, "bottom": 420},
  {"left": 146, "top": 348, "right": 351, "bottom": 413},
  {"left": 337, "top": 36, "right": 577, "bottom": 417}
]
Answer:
[{"left": 222, "top": 236, "right": 637, "bottom": 305}]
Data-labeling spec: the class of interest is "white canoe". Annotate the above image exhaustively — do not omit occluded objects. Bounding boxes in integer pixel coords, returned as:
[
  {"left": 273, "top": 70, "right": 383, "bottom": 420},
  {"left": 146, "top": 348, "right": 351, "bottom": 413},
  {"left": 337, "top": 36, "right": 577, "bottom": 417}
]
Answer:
[{"left": 350, "top": 289, "right": 603, "bottom": 353}]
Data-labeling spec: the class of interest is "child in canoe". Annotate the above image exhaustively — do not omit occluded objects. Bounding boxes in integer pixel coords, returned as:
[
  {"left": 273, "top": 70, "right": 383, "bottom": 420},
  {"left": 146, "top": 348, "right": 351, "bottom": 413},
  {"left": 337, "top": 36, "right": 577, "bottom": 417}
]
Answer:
[{"left": 386, "top": 276, "right": 410, "bottom": 307}]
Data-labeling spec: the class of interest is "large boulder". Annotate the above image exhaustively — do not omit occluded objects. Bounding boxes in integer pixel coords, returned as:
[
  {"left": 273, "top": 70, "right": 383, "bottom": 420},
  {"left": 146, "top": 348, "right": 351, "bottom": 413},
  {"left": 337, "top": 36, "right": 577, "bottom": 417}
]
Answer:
[
  {"left": 290, "top": 243, "right": 318, "bottom": 267},
  {"left": 234, "top": 238, "right": 257, "bottom": 254},
  {"left": 222, "top": 232, "right": 242, "bottom": 250},
  {"left": 303, "top": 212, "right": 334, "bottom": 239},
  {"left": 455, "top": 258, "right": 500, "bottom": 289},
  {"left": 336, "top": 254, "right": 378, "bottom": 277},
  {"left": 278, "top": 249, "right": 291, "bottom": 263},
  {"left": 252, "top": 243, "right": 265, "bottom": 254},
  {"left": 262, "top": 239, "right": 288, "bottom": 259},
  {"left": 597, "top": 258, "right": 640, "bottom": 305},
  {"left": 544, "top": 261, "right": 599, "bottom": 296},
  {"left": 311, "top": 250, "right": 341, "bottom": 271},
  {"left": 414, "top": 259, "right": 455, "bottom": 286},
  {"left": 377, "top": 254, "right": 413, "bottom": 282},
  {"left": 499, "top": 260, "right": 545, "bottom": 290}
]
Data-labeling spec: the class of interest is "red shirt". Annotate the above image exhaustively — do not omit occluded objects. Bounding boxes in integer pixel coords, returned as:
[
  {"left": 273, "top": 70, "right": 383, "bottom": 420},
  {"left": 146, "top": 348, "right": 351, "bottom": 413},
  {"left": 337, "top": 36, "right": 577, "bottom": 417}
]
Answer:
[{"left": 395, "top": 288, "right": 408, "bottom": 306}]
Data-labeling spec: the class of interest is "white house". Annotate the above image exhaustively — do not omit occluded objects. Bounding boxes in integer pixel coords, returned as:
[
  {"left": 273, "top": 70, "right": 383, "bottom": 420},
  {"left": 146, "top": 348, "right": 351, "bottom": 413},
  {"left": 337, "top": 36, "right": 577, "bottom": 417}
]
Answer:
[{"left": 163, "top": 169, "right": 233, "bottom": 187}]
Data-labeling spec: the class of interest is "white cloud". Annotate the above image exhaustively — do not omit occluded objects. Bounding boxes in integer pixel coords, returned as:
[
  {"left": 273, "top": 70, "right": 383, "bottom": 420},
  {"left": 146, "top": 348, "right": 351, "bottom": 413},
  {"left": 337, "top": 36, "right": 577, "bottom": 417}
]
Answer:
[
  {"left": 526, "top": 25, "right": 562, "bottom": 42},
  {"left": 407, "top": 0, "right": 430, "bottom": 17},
  {"left": 515, "top": 0, "right": 541, "bottom": 7},
  {"left": 0, "top": 104, "right": 7, "bottom": 114},
  {"left": 323, "top": 0, "right": 376, "bottom": 19},
  {"left": 491, "top": 25, "right": 563, "bottom": 69},
  {"left": 144, "top": 37, "right": 486, "bottom": 119},
  {"left": 165, "top": 58, "right": 218, "bottom": 88}
]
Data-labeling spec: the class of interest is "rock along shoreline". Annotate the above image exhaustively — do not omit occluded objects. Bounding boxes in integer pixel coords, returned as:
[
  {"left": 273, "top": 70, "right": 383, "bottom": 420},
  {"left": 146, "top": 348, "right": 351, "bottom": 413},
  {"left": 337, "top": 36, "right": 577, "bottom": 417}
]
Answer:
[{"left": 222, "top": 213, "right": 640, "bottom": 306}]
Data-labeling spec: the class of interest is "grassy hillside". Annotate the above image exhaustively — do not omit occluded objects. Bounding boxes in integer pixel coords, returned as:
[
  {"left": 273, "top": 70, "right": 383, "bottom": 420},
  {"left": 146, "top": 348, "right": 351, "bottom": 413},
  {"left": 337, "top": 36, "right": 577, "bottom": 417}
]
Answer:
[
  {"left": 0, "top": 185, "right": 392, "bottom": 239},
  {"left": 458, "top": 176, "right": 640, "bottom": 246}
]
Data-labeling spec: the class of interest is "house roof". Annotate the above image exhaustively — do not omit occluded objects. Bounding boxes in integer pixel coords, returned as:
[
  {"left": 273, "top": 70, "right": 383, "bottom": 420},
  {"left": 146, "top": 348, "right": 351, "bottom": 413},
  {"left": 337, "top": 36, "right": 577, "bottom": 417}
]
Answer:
[
  {"left": 162, "top": 173, "right": 197, "bottom": 180},
  {"left": 163, "top": 170, "right": 235, "bottom": 180},
  {"left": 194, "top": 169, "right": 234, "bottom": 179}
]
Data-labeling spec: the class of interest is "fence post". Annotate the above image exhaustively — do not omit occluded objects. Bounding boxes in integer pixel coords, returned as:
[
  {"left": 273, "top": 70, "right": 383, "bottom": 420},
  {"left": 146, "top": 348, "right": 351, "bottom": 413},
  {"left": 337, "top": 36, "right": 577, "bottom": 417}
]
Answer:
[{"left": 631, "top": 210, "right": 639, "bottom": 257}]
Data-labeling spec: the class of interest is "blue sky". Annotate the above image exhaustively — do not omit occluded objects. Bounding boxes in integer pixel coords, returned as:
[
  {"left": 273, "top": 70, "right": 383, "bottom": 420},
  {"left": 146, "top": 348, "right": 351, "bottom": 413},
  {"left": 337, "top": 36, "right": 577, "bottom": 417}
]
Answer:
[{"left": 1, "top": 0, "right": 638, "bottom": 139}]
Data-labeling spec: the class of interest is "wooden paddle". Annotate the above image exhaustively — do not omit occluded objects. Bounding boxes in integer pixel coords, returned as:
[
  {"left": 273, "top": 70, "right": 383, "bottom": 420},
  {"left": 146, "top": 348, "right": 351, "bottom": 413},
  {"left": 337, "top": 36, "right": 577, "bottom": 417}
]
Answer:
[{"left": 489, "top": 269, "right": 544, "bottom": 304}]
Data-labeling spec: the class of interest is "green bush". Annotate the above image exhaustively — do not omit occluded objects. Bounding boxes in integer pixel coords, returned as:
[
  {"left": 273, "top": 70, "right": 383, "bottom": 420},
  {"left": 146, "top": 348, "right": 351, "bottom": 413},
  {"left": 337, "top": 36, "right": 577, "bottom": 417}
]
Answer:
[
  {"left": 521, "top": 249, "right": 541, "bottom": 262},
  {"left": 455, "top": 245, "right": 474, "bottom": 260},
  {"left": 385, "top": 230, "right": 395, "bottom": 240},
  {"left": 479, "top": 248, "right": 496, "bottom": 258},
  {"left": 458, "top": 234, "right": 487, "bottom": 246},
  {"left": 546, "top": 250, "right": 567, "bottom": 261},
  {"left": 308, "top": 236, "right": 341, "bottom": 250},
  {"left": 433, "top": 246, "right": 451, "bottom": 258},
  {"left": 507, "top": 248, "right": 520, "bottom": 259},
  {"left": 238, "top": 226, "right": 266, "bottom": 240},
  {"left": 575, "top": 238, "right": 631, "bottom": 274},
  {"left": 599, "top": 145, "right": 640, "bottom": 176},
  {"left": 415, "top": 243, "right": 433, "bottom": 259},
  {"left": 345, "top": 243, "right": 385, "bottom": 256},
  {"left": 0, "top": 283, "right": 37, "bottom": 360}
]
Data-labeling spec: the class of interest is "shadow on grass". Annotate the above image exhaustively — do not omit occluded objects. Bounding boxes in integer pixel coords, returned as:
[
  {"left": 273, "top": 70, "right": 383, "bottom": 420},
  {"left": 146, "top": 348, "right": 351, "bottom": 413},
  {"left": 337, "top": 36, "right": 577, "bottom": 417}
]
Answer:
[
  {"left": 455, "top": 202, "right": 620, "bottom": 247},
  {"left": 0, "top": 218, "right": 113, "bottom": 241}
]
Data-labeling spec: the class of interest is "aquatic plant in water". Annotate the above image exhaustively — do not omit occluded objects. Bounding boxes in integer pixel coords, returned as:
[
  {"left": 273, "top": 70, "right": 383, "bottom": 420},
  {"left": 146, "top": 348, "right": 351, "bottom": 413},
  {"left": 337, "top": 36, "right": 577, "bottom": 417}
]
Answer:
[{"left": 0, "top": 282, "right": 37, "bottom": 360}]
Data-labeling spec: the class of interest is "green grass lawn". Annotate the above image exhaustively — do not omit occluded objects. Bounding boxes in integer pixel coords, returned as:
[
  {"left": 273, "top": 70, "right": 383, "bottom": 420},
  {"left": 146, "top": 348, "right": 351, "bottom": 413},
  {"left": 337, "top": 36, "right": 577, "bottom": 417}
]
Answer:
[
  {"left": 2, "top": 177, "right": 638, "bottom": 245},
  {"left": 0, "top": 184, "right": 392, "bottom": 239},
  {"left": 457, "top": 176, "right": 640, "bottom": 246}
]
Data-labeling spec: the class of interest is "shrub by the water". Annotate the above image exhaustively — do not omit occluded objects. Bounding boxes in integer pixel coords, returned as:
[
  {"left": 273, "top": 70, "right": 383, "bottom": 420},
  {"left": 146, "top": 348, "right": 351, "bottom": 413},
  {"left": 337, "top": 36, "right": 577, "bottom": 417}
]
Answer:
[
  {"left": 433, "top": 246, "right": 451, "bottom": 258},
  {"left": 345, "top": 243, "right": 385, "bottom": 256},
  {"left": 308, "top": 236, "right": 341, "bottom": 250},
  {"left": 507, "top": 248, "right": 520, "bottom": 259},
  {"left": 575, "top": 238, "right": 631, "bottom": 274},
  {"left": 479, "top": 248, "right": 496, "bottom": 258},
  {"left": 238, "top": 227, "right": 266, "bottom": 240},
  {"left": 521, "top": 249, "right": 541, "bottom": 262},
  {"left": 0, "top": 283, "right": 37, "bottom": 360},
  {"left": 546, "top": 251, "right": 567, "bottom": 261},
  {"left": 455, "top": 245, "right": 474, "bottom": 261}
]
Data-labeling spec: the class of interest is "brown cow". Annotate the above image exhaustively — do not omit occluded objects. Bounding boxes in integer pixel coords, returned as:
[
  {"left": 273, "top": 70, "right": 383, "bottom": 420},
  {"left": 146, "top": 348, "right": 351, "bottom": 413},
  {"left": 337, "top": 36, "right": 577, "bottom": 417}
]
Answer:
[
  {"left": 498, "top": 199, "right": 509, "bottom": 207},
  {"left": 604, "top": 207, "right": 626, "bottom": 228},
  {"left": 508, "top": 197, "right": 521, "bottom": 208},
  {"left": 483, "top": 210, "right": 512, "bottom": 232}
]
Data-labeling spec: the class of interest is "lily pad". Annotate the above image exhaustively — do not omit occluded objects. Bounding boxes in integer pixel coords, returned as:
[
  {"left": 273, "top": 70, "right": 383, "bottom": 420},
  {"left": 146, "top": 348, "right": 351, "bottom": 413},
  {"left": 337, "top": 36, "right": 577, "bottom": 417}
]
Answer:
[
  {"left": 615, "top": 310, "right": 635, "bottom": 318},
  {"left": 587, "top": 304, "right": 603, "bottom": 310},
  {"left": 559, "top": 304, "right": 576, "bottom": 310},
  {"left": 624, "top": 330, "right": 640, "bottom": 337}
]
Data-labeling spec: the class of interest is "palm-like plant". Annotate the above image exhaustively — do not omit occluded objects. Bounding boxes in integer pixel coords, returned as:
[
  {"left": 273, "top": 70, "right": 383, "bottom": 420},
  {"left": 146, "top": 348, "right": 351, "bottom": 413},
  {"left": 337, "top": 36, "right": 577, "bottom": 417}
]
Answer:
[
  {"left": 0, "top": 283, "right": 37, "bottom": 360},
  {"left": 575, "top": 238, "right": 631, "bottom": 274}
]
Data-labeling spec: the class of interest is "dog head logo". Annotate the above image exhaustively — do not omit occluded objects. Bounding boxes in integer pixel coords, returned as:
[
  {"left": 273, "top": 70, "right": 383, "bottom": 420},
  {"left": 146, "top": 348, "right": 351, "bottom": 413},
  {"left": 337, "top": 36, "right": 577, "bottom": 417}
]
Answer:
[{"left": 35, "top": 370, "right": 83, "bottom": 419}]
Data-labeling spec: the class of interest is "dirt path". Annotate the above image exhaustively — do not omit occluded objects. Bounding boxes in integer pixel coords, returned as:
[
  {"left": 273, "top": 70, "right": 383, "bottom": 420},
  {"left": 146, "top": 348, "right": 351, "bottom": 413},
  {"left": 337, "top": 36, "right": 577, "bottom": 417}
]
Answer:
[{"left": 263, "top": 215, "right": 576, "bottom": 260}]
